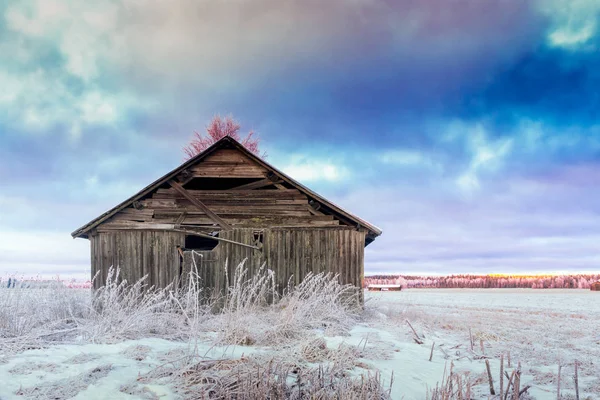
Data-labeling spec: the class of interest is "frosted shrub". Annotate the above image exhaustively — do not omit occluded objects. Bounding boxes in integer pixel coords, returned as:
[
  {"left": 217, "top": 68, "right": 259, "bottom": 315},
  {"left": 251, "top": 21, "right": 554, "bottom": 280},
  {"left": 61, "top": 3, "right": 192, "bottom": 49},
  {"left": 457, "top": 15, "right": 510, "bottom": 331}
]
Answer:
[
  {"left": 269, "top": 272, "right": 360, "bottom": 340},
  {"left": 75, "top": 268, "right": 184, "bottom": 343},
  {"left": 207, "top": 262, "right": 359, "bottom": 346},
  {"left": 176, "top": 354, "right": 392, "bottom": 400},
  {"left": 1, "top": 261, "right": 361, "bottom": 354}
]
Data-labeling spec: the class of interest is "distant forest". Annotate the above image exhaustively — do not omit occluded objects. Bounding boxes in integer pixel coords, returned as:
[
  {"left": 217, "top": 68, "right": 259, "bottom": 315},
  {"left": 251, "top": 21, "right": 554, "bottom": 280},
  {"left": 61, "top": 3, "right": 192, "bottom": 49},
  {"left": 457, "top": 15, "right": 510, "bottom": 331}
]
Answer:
[{"left": 364, "top": 274, "right": 600, "bottom": 289}]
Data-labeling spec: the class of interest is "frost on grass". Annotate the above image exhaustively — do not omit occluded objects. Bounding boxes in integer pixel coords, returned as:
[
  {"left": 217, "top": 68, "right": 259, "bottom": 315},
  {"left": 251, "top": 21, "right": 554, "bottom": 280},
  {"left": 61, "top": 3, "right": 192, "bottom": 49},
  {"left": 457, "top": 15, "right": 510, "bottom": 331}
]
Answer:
[
  {"left": 1, "top": 261, "right": 377, "bottom": 399},
  {"left": 8, "top": 362, "right": 64, "bottom": 375},
  {"left": 15, "top": 364, "right": 112, "bottom": 399},
  {"left": 122, "top": 344, "right": 152, "bottom": 361}
]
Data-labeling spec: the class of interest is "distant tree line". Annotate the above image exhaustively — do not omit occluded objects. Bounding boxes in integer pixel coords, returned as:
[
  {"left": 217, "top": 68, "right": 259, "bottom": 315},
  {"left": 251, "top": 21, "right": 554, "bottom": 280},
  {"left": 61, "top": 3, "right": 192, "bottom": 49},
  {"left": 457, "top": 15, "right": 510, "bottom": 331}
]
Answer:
[{"left": 364, "top": 274, "right": 600, "bottom": 289}]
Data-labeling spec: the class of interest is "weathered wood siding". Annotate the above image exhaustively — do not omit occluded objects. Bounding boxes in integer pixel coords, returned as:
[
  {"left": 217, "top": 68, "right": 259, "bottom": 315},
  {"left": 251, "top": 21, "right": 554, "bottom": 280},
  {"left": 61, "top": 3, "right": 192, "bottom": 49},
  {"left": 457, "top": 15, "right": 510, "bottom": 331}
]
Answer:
[
  {"left": 90, "top": 231, "right": 185, "bottom": 289},
  {"left": 89, "top": 146, "right": 368, "bottom": 293},
  {"left": 99, "top": 148, "right": 342, "bottom": 231},
  {"left": 181, "top": 250, "right": 218, "bottom": 292},
  {"left": 181, "top": 227, "right": 366, "bottom": 296}
]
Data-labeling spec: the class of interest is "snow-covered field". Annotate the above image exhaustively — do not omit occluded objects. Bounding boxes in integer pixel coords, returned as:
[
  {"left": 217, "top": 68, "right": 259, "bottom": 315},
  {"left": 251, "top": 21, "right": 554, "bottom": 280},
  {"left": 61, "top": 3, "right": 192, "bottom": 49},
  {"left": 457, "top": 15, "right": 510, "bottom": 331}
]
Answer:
[
  {"left": 1, "top": 277, "right": 598, "bottom": 399},
  {"left": 366, "top": 289, "right": 600, "bottom": 399}
]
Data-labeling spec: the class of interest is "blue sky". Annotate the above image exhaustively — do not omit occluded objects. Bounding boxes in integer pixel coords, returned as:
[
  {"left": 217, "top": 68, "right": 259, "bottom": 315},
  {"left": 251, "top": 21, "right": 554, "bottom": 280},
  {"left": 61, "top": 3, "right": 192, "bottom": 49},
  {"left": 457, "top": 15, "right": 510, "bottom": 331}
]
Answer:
[{"left": 0, "top": 0, "right": 599, "bottom": 279}]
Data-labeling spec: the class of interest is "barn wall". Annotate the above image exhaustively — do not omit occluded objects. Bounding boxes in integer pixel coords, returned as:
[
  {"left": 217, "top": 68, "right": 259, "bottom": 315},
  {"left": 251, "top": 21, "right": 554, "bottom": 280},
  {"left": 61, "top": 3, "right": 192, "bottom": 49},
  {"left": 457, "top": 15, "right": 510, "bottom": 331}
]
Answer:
[
  {"left": 92, "top": 227, "right": 365, "bottom": 297},
  {"left": 90, "top": 231, "right": 185, "bottom": 289},
  {"left": 181, "top": 227, "right": 366, "bottom": 296}
]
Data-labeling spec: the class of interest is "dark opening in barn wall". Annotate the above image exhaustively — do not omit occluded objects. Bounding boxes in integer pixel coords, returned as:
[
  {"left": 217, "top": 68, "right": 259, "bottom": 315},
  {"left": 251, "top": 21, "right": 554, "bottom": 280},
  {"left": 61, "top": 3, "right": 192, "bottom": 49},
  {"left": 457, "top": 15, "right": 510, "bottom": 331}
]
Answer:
[
  {"left": 185, "top": 234, "right": 219, "bottom": 251},
  {"left": 183, "top": 177, "right": 270, "bottom": 190}
]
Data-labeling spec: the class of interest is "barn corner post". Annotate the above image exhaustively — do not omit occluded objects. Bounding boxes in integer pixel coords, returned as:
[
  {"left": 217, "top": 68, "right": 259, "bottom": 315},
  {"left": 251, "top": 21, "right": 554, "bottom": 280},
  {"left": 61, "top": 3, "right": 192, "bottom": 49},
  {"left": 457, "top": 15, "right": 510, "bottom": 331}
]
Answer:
[{"left": 71, "top": 136, "right": 381, "bottom": 297}]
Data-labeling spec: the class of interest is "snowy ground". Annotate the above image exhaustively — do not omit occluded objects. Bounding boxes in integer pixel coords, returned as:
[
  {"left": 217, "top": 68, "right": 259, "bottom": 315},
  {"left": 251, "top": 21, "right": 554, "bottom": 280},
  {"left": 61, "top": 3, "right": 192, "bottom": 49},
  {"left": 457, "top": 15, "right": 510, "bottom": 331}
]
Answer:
[
  {"left": 1, "top": 287, "right": 598, "bottom": 399},
  {"left": 365, "top": 289, "right": 600, "bottom": 399}
]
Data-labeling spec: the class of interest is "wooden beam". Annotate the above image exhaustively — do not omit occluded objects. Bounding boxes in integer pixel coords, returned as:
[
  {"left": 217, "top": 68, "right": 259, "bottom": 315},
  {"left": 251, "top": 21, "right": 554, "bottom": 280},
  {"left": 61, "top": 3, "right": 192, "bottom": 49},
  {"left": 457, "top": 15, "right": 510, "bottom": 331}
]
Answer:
[
  {"left": 175, "top": 212, "right": 187, "bottom": 225},
  {"left": 168, "top": 180, "right": 232, "bottom": 230},
  {"left": 307, "top": 205, "right": 324, "bottom": 216},
  {"left": 173, "top": 229, "right": 259, "bottom": 250},
  {"left": 227, "top": 178, "right": 282, "bottom": 191}
]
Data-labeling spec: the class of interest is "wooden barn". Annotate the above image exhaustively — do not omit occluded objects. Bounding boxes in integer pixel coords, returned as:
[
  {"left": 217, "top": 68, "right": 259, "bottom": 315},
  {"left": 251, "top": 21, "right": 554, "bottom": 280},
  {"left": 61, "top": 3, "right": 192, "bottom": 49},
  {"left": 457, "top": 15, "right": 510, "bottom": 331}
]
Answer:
[
  {"left": 72, "top": 136, "right": 382, "bottom": 295},
  {"left": 591, "top": 282, "right": 600, "bottom": 291}
]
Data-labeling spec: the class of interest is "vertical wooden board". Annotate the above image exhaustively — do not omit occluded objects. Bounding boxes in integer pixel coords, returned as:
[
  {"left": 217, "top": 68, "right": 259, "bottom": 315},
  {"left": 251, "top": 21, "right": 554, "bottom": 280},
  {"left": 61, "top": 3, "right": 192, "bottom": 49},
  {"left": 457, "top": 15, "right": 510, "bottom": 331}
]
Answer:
[
  {"left": 347, "top": 230, "right": 353, "bottom": 285},
  {"left": 345, "top": 230, "right": 351, "bottom": 285},
  {"left": 115, "top": 233, "right": 125, "bottom": 284},
  {"left": 341, "top": 230, "right": 347, "bottom": 284},
  {"left": 338, "top": 230, "right": 345, "bottom": 284},
  {"left": 165, "top": 232, "right": 176, "bottom": 287},
  {"left": 332, "top": 230, "right": 339, "bottom": 282},
  {"left": 311, "top": 230, "right": 318, "bottom": 276},
  {"left": 291, "top": 230, "right": 298, "bottom": 285},
  {"left": 353, "top": 231, "right": 359, "bottom": 287},
  {"left": 149, "top": 232, "right": 158, "bottom": 288},
  {"left": 90, "top": 236, "right": 97, "bottom": 289},
  {"left": 358, "top": 232, "right": 365, "bottom": 289},
  {"left": 100, "top": 233, "right": 109, "bottom": 286},
  {"left": 353, "top": 231, "right": 361, "bottom": 303},
  {"left": 280, "top": 230, "right": 287, "bottom": 290},
  {"left": 141, "top": 231, "right": 150, "bottom": 285},
  {"left": 173, "top": 232, "right": 183, "bottom": 287},
  {"left": 137, "top": 232, "right": 144, "bottom": 283},
  {"left": 296, "top": 230, "right": 302, "bottom": 282},
  {"left": 322, "top": 230, "right": 328, "bottom": 275},
  {"left": 165, "top": 233, "right": 172, "bottom": 286},
  {"left": 328, "top": 231, "right": 336, "bottom": 279},
  {"left": 287, "top": 230, "right": 292, "bottom": 289}
]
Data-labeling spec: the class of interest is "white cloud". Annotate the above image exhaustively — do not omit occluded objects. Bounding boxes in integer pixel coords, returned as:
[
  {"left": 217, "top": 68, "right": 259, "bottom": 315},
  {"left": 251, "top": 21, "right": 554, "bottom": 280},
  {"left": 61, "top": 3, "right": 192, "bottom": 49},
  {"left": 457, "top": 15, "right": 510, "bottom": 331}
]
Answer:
[
  {"left": 537, "top": 0, "right": 600, "bottom": 49},
  {"left": 454, "top": 124, "right": 513, "bottom": 193},
  {"left": 549, "top": 21, "right": 596, "bottom": 48},
  {"left": 281, "top": 160, "right": 348, "bottom": 183},
  {"left": 5, "top": 0, "right": 120, "bottom": 81}
]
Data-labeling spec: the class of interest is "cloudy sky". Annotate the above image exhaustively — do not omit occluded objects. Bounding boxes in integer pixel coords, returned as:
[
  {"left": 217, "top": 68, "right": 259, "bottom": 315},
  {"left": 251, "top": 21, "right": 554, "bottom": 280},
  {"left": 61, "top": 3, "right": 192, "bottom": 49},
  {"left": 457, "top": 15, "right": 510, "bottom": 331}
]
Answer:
[{"left": 1, "top": 0, "right": 599, "bottom": 279}]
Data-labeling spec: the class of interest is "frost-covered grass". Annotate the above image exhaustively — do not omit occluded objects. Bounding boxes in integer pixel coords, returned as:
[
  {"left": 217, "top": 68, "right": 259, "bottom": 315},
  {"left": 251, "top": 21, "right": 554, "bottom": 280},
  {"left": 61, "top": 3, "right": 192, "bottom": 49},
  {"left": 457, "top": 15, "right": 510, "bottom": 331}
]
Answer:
[
  {"left": 3, "top": 269, "right": 597, "bottom": 399},
  {"left": 0, "top": 262, "right": 390, "bottom": 399}
]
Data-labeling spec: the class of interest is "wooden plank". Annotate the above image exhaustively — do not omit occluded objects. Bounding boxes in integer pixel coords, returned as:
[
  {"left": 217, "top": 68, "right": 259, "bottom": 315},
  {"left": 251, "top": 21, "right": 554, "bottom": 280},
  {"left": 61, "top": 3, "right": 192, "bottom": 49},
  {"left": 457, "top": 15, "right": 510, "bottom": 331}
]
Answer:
[
  {"left": 173, "top": 228, "right": 259, "bottom": 250},
  {"left": 154, "top": 188, "right": 305, "bottom": 198},
  {"left": 160, "top": 203, "right": 312, "bottom": 212},
  {"left": 98, "top": 222, "right": 175, "bottom": 231},
  {"left": 175, "top": 212, "right": 187, "bottom": 225},
  {"left": 189, "top": 162, "right": 267, "bottom": 178},
  {"left": 226, "top": 178, "right": 281, "bottom": 191},
  {"left": 168, "top": 180, "right": 232, "bottom": 230}
]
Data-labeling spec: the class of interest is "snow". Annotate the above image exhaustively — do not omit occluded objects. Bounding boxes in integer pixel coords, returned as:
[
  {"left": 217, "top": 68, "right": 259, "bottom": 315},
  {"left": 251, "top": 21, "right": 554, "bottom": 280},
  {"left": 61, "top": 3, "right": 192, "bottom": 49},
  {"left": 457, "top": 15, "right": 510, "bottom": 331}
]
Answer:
[
  {"left": 2, "top": 280, "right": 599, "bottom": 399},
  {"left": 0, "top": 338, "right": 260, "bottom": 400},
  {"left": 363, "top": 289, "right": 600, "bottom": 399}
]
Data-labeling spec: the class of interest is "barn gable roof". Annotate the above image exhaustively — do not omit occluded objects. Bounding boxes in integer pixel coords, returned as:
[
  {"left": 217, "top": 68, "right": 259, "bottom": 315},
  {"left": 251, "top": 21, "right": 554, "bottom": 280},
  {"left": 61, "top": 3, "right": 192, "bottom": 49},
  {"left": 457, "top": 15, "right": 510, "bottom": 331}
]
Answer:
[{"left": 71, "top": 136, "right": 382, "bottom": 242}]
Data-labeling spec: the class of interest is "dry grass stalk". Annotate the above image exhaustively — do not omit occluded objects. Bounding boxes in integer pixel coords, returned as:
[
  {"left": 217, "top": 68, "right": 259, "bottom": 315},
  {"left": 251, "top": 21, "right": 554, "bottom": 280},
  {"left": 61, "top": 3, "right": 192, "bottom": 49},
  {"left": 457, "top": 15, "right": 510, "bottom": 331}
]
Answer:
[
  {"left": 574, "top": 360, "right": 580, "bottom": 400},
  {"left": 504, "top": 369, "right": 516, "bottom": 400},
  {"left": 485, "top": 359, "right": 495, "bottom": 395},
  {"left": 406, "top": 320, "right": 424, "bottom": 344},
  {"left": 500, "top": 354, "right": 504, "bottom": 396},
  {"left": 469, "top": 328, "right": 474, "bottom": 351},
  {"left": 557, "top": 363, "right": 562, "bottom": 400},
  {"left": 429, "top": 342, "right": 435, "bottom": 362},
  {"left": 513, "top": 363, "right": 521, "bottom": 400},
  {"left": 427, "top": 362, "right": 472, "bottom": 400}
]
